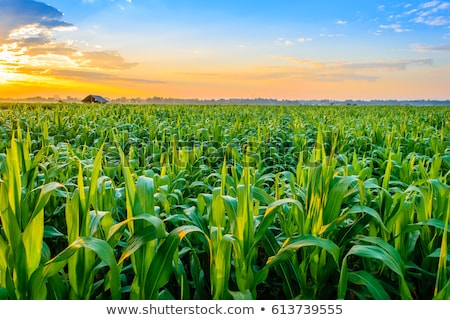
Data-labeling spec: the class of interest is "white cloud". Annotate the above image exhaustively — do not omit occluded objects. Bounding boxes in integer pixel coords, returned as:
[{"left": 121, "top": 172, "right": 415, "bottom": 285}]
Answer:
[
  {"left": 275, "top": 37, "right": 312, "bottom": 46},
  {"left": 9, "top": 24, "right": 52, "bottom": 40},
  {"left": 378, "top": 5, "right": 385, "bottom": 11},
  {"left": 275, "top": 38, "right": 294, "bottom": 46},
  {"left": 412, "top": 43, "right": 450, "bottom": 52},
  {"left": 405, "top": 8, "right": 418, "bottom": 15},
  {"left": 379, "top": 23, "right": 412, "bottom": 32},
  {"left": 297, "top": 37, "right": 312, "bottom": 43},
  {"left": 418, "top": 2, "right": 450, "bottom": 16},
  {"left": 404, "top": 1, "right": 450, "bottom": 27},
  {"left": 373, "top": 29, "right": 383, "bottom": 36},
  {"left": 420, "top": 1, "right": 440, "bottom": 9},
  {"left": 337, "top": 20, "right": 347, "bottom": 25},
  {"left": 414, "top": 15, "right": 450, "bottom": 25},
  {"left": 319, "top": 33, "right": 344, "bottom": 37}
]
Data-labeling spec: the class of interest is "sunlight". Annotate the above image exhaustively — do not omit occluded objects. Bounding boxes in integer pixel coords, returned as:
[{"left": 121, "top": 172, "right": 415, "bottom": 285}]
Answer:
[
  {"left": 0, "top": 64, "right": 31, "bottom": 87},
  {"left": 0, "top": 65, "right": 18, "bottom": 84}
]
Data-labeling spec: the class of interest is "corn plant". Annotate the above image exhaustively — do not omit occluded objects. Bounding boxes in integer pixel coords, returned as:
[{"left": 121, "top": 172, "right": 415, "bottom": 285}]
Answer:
[{"left": 0, "top": 103, "right": 449, "bottom": 300}]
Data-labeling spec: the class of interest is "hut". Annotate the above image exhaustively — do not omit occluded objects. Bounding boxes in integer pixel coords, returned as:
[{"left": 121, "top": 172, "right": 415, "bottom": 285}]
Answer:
[{"left": 82, "top": 95, "right": 108, "bottom": 104}]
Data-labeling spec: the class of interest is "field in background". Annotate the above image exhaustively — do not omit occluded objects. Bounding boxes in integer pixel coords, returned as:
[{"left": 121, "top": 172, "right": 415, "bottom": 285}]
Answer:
[{"left": 0, "top": 103, "right": 449, "bottom": 300}]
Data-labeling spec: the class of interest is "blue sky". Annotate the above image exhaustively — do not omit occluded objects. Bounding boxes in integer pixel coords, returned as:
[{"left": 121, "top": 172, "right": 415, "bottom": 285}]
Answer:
[{"left": 0, "top": 0, "right": 449, "bottom": 99}]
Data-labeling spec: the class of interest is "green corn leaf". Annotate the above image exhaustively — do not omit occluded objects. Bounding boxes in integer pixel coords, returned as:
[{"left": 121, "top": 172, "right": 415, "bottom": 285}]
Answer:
[
  {"left": 433, "top": 278, "right": 450, "bottom": 300},
  {"left": 211, "top": 232, "right": 235, "bottom": 299},
  {"left": 0, "top": 234, "right": 9, "bottom": 272},
  {"left": 0, "top": 185, "right": 21, "bottom": 254},
  {"left": 424, "top": 218, "right": 450, "bottom": 233},
  {"left": 347, "top": 205, "right": 388, "bottom": 232},
  {"left": 254, "top": 198, "right": 303, "bottom": 248},
  {"left": 22, "top": 209, "right": 44, "bottom": 277},
  {"left": 43, "top": 226, "right": 66, "bottom": 239},
  {"left": 30, "top": 182, "right": 67, "bottom": 220},
  {"left": 265, "top": 234, "right": 340, "bottom": 268},
  {"left": 0, "top": 287, "right": 8, "bottom": 300},
  {"left": 29, "top": 236, "right": 120, "bottom": 299},
  {"left": 13, "top": 240, "right": 28, "bottom": 299},
  {"left": 88, "top": 144, "right": 104, "bottom": 211},
  {"left": 135, "top": 176, "right": 155, "bottom": 216},
  {"left": 347, "top": 270, "right": 390, "bottom": 300},
  {"left": 107, "top": 214, "right": 166, "bottom": 248},
  {"left": 144, "top": 225, "right": 210, "bottom": 299},
  {"left": 324, "top": 175, "right": 359, "bottom": 223},
  {"left": 435, "top": 196, "right": 449, "bottom": 296},
  {"left": 357, "top": 236, "right": 406, "bottom": 276},
  {"left": 338, "top": 241, "right": 412, "bottom": 299},
  {"left": 228, "top": 289, "right": 253, "bottom": 300},
  {"left": 7, "top": 132, "right": 22, "bottom": 219},
  {"left": 118, "top": 225, "right": 166, "bottom": 265},
  {"left": 261, "top": 231, "right": 301, "bottom": 298}
]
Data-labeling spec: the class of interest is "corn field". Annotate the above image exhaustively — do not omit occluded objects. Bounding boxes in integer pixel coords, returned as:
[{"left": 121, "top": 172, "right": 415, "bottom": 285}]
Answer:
[{"left": 0, "top": 103, "right": 449, "bottom": 300}]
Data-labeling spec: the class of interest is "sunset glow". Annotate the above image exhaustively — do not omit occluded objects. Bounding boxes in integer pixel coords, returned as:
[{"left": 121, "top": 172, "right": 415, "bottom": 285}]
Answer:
[{"left": 0, "top": 0, "right": 449, "bottom": 100}]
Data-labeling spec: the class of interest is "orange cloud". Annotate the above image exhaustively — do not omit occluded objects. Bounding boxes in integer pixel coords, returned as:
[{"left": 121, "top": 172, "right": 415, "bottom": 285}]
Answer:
[{"left": 0, "top": 0, "right": 160, "bottom": 98}]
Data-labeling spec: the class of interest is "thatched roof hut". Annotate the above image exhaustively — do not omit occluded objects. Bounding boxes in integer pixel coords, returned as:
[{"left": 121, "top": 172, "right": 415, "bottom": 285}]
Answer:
[{"left": 82, "top": 95, "right": 108, "bottom": 104}]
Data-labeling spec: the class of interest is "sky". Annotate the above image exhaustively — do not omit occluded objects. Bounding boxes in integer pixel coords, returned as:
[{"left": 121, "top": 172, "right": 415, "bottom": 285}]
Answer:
[{"left": 0, "top": 0, "right": 449, "bottom": 100}]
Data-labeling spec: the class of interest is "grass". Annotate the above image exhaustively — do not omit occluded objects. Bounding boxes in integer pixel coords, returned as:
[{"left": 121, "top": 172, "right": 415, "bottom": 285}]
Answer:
[{"left": 0, "top": 103, "right": 449, "bottom": 300}]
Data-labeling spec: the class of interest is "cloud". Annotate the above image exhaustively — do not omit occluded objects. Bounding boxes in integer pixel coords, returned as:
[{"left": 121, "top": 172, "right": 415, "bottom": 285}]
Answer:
[
  {"left": 176, "top": 64, "right": 380, "bottom": 83},
  {"left": 276, "top": 37, "right": 312, "bottom": 46},
  {"left": 12, "top": 66, "right": 165, "bottom": 86},
  {"left": 337, "top": 20, "right": 347, "bottom": 25},
  {"left": 405, "top": 8, "right": 419, "bottom": 15},
  {"left": 379, "top": 1, "right": 449, "bottom": 29},
  {"left": 0, "top": 0, "right": 151, "bottom": 88},
  {"left": 417, "top": 2, "right": 450, "bottom": 16},
  {"left": 78, "top": 51, "right": 138, "bottom": 70},
  {"left": 319, "top": 33, "right": 344, "bottom": 37},
  {"left": 280, "top": 56, "right": 432, "bottom": 71},
  {"left": 1, "top": 43, "right": 141, "bottom": 76},
  {"left": 275, "top": 38, "right": 294, "bottom": 45},
  {"left": 413, "top": 1, "right": 450, "bottom": 26},
  {"left": 339, "top": 59, "right": 433, "bottom": 70},
  {"left": 420, "top": 1, "right": 440, "bottom": 9},
  {"left": 296, "top": 37, "right": 313, "bottom": 43},
  {"left": 43, "top": 69, "right": 163, "bottom": 84},
  {"left": 270, "top": 56, "right": 434, "bottom": 82},
  {"left": 379, "top": 23, "right": 412, "bottom": 32},
  {"left": 0, "top": 0, "right": 74, "bottom": 40},
  {"left": 412, "top": 43, "right": 450, "bottom": 52},
  {"left": 414, "top": 15, "right": 450, "bottom": 26}
]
